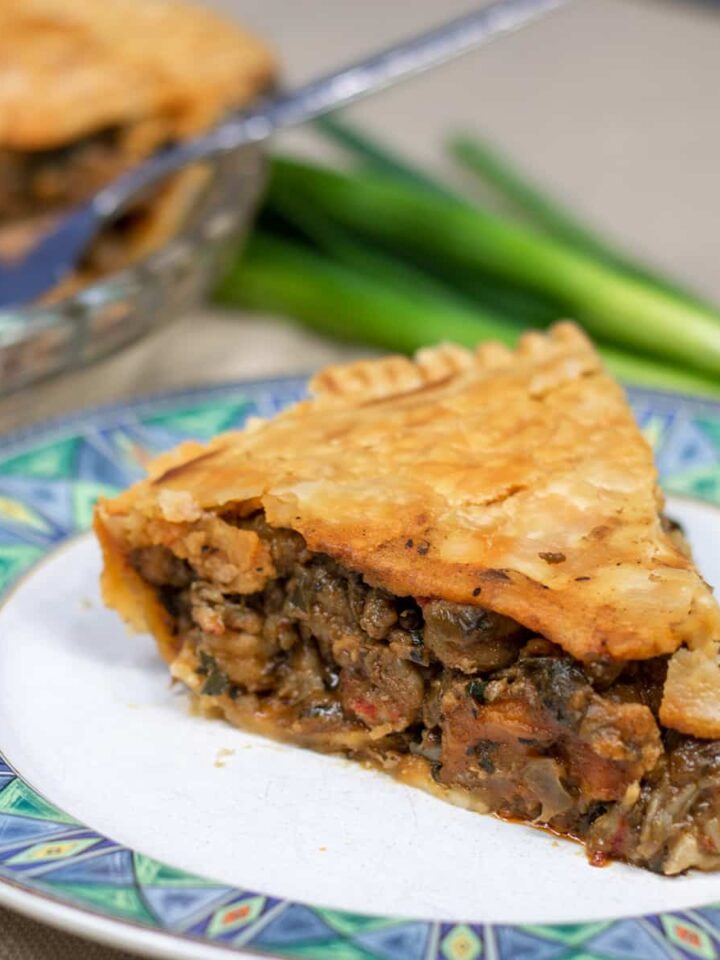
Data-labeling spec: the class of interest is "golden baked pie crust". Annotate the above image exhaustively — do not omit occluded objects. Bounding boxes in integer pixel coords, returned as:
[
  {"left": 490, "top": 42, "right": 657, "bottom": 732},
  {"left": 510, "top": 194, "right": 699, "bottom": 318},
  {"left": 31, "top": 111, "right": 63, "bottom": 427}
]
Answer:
[
  {"left": 0, "top": 0, "right": 275, "bottom": 150},
  {"left": 95, "top": 324, "right": 720, "bottom": 737}
]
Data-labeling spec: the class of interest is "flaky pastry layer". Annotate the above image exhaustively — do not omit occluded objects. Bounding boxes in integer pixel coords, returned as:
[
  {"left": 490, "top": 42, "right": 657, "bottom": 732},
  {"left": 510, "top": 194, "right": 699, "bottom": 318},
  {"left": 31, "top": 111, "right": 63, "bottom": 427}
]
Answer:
[{"left": 95, "top": 324, "right": 720, "bottom": 736}]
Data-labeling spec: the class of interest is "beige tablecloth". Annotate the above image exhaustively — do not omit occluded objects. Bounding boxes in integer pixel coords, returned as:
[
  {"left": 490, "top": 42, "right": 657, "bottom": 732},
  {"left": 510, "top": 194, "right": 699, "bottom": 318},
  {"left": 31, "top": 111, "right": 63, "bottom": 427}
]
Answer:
[{"left": 1, "top": 0, "right": 719, "bottom": 955}]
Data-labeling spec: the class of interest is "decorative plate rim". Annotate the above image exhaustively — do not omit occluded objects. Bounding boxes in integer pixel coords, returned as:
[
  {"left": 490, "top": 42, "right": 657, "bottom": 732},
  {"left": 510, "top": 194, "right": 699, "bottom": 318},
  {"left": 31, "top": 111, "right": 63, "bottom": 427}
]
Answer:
[
  {"left": 0, "top": 377, "right": 719, "bottom": 960},
  {"left": 0, "top": 871, "right": 243, "bottom": 960}
]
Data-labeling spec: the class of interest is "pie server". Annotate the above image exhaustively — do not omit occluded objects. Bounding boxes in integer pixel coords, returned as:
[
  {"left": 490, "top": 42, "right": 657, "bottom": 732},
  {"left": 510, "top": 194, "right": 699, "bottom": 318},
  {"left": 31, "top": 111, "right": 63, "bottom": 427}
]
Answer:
[{"left": 0, "top": 0, "right": 569, "bottom": 309}]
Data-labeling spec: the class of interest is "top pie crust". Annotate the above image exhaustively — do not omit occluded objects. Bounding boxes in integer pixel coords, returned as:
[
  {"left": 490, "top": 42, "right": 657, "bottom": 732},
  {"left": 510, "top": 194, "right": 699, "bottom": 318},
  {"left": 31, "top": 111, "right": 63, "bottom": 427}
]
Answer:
[
  {"left": 0, "top": 0, "right": 275, "bottom": 149},
  {"left": 97, "top": 323, "right": 720, "bottom": 740}
]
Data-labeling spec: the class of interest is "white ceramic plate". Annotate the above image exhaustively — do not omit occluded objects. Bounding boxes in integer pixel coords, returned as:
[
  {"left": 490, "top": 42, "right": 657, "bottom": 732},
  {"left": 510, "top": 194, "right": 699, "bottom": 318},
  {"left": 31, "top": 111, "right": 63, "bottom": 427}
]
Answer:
[{"left": 0, "top": 381, "right": 719, "bottom": 960}]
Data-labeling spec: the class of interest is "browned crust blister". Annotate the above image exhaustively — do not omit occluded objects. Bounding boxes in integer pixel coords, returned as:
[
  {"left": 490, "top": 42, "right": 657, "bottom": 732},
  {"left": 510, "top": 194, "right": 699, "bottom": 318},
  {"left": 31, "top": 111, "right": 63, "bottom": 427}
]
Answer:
[{"left": 95, "top": 325, "right": 720, "bottom": 737}]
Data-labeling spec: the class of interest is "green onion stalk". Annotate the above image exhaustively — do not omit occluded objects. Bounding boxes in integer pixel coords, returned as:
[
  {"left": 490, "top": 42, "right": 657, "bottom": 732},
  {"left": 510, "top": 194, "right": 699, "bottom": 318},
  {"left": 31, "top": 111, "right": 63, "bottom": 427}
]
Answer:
[
  {"left": 317, "top": 116, "right": 706, "bottom": 310},
  {"left": 266, "top": 157, "right": 720, "bottom": 380},
  {"left": 218, "top": 233, "right": 720, "bottom": 399},
  {"left": 265, "top": 186, "right": 560, "bottom": 328},
  {"left": 447, "top": 133, "right": 706, "bottom": 307},
  {"left": 315, "top": 114, "right": 459, "bottom": 199}
]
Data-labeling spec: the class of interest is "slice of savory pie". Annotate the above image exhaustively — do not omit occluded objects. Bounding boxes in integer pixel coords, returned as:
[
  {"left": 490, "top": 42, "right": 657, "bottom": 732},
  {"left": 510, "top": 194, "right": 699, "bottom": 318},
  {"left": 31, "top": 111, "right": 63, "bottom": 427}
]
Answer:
[{"left": 95, "top": 324, "right": 720, "bottom": 875}]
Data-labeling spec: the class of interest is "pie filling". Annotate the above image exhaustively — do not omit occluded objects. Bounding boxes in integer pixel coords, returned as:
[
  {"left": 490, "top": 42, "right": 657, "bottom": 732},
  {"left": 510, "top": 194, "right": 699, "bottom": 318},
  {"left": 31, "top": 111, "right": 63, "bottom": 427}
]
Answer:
[
  {"left": 0, "top": 127, "right": 131, "bottom": 222},
  {"left": 129, "top": 512, "right": 720, "bottom": 876},
  {"left": 0, "top": 127, "right": 179, "bottom": 288}
]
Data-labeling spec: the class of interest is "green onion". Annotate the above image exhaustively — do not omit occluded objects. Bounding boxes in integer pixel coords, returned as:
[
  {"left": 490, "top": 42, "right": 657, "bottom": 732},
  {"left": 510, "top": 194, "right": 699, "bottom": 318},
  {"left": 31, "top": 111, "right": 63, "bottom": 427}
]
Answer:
[
  {"left": 218, "top": 233, "right": 720, "bottom": 399},
  {"left": 315, "top": 119, "right": 707, "bottom": 323},
  {"left": 596, "top": 348, "right": 720, "bottom": 398},
  {"left": 448, "top": 133, "right": 705, "bottom": 306},
  {"left": 218, "top": 232, "right": 519, "bottom": 351},
  {"left": 466, "top": 679, "right": 487, "bottom": 704},
  {"left": 263, "top": 187, "right": 558, "bottom": 331},
  {"left": 267, "top": 157, "right": 720, "bottom": 379},
  {"left": 391, "top": 257, "right": 561, "bottom": 327},
  {"left": 196, "top": 651, "right": 230, "bottom": 696},
  {"left": 267, "top": 181, "right": 559, "bottom": 328},
  {"left": 315, "top": 114, "right": 457, "bottom": 199},
  {"left": 312, "top": 120, "right": 570, "bottom": 325}
]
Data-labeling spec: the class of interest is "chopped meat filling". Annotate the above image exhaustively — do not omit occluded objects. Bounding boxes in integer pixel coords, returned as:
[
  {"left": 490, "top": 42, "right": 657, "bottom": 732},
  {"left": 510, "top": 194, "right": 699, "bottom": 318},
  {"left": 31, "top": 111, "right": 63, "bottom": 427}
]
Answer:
[
  {"left": 128, "top": 512, "right": 720, "bottom": 875},
  {"left": 0, "top": 128, "right": 132, "bottom": 223}
]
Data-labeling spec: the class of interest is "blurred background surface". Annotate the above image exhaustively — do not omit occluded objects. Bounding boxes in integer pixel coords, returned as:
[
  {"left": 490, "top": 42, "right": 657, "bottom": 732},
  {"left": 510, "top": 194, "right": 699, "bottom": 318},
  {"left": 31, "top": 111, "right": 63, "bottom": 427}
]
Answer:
[
  {"left": 1, "top": 0, "right": 718, "bottom": 432},
  {"left": 232, "top": 0, "right": 720, "bottom": 304}
]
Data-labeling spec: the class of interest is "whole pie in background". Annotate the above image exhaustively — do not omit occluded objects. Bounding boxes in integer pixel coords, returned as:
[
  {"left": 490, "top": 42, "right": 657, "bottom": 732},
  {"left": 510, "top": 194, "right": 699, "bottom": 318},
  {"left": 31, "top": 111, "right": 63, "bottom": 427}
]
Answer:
[{"left": 0, "top": 0, "right": 275, "bottom": 294}]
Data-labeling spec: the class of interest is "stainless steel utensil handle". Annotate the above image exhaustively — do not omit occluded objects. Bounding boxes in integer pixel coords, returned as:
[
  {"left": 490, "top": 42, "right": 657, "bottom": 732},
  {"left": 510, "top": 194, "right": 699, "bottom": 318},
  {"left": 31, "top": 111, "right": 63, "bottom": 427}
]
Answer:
[{"left": 96, "top": 0, "right": 568, "bottom": 217}]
